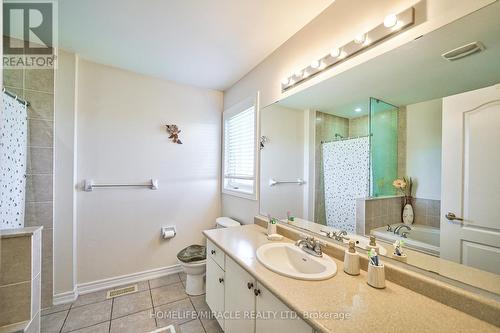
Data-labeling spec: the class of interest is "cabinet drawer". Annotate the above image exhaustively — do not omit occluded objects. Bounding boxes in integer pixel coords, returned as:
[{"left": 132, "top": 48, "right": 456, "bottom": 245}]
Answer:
[{"left": 207, "top": 239, "right": 225, "bottom": 270}]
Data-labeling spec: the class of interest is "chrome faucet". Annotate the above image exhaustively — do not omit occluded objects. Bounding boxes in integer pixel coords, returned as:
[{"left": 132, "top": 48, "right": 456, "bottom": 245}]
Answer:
[
  {"left": 394, "top": 224, "right": 411, "bottom": 235},
  {"left": 296, "top": 235, "right": 323, "bottom": 257},
  {"left": 321, "top": 229, "right": 349, "bottom": 242}
]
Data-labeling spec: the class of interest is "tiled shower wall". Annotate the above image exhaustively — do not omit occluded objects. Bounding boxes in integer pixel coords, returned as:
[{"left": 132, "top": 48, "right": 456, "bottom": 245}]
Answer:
[
  {"left": 348, "top": 115, "right": 369, "bottom": 137},
  {"left": 314, "top": 111, "right": 348, "bottom": 225},
  {"left": 3, "top": 67, "right": 54, "bottom": 308}
]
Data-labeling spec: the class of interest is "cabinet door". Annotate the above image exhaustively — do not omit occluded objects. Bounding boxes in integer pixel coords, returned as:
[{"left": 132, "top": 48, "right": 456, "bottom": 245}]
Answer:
[
  {"left": 255, "top": 283, "right": 313, "bottom": 333},
  {"left": 224, "top": 257, "right": 256, "bottom": 333},
  {"left": 206, "top": 257, "right": 225, "bottom": 329}
]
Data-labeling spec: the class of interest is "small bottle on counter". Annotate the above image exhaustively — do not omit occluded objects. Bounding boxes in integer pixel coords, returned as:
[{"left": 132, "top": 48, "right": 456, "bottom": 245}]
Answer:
[
  {"left": 366, "top": 235, "right": 380, "bottom": 254},
  {"left": 344, "top": 241, "right": 360, "bottom": 276}
]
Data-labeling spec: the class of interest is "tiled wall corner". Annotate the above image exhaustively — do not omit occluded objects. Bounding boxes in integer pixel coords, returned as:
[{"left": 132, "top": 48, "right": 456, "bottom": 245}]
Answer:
[{"left": 3, "top": 43, "right": 54, "bottom": 309}]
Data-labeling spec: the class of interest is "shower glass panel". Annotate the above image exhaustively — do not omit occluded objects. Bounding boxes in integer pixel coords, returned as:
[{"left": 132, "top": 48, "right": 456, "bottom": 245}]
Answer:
[{"left": 370, "top": 97, "right": 399, "bottom": 197}]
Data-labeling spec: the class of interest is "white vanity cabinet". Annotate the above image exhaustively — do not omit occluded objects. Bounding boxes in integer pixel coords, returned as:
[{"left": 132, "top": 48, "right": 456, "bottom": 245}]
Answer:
[
  {"left": 224, "top": 256, "right": 256, "bottom": 333},
  {"left": 254, "top": 282, "right": 312, "bottom": 333},
  {"left": 206, "top": 240, "right": 226, "bottom": 329},
  {"left": 206, "top": 240, "right": 313, "bottom": 333}
]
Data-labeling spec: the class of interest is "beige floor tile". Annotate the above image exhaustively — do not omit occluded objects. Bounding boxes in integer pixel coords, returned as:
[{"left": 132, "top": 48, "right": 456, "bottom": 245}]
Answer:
[
  {"left": 178, "top": 319, "right": 205, "bottom": 333},
  {"left": 112, "top": 290, "right": 153, "bottom": 319},
  {"left": 72, "top": 289, "right": 108, "bottom": 308},
  {"left": 137, "top": 280, "right": 150, "bottom": 291},
  {"left": 151, "top": 282, "right": 188, "bottom": 307},
  {"left": 61, "top": 300, "right": 111, "bottom": 332},
  {"left": 201, "top": 318, "right": 223, "bottom": 333},
  {"left": 68, "top": 321, "right": 110, "bottom": 333},
  {"left": 41, "top": 302, "right": 71, "bottom": 316},
  {"left": 154, "top": 298, "right": 197, "bottom": 328},
  {"left": 189, "top": 295, "right": 209, "bottom": 313},
  {"left": 110, "top": 309, "right": 156, "bottom": 333},
  {"left": 149, "top": 274, "right": 181, "bottom": 289},
  {"left": 41, "top": 310, "right": 67, "bottom": 333}
]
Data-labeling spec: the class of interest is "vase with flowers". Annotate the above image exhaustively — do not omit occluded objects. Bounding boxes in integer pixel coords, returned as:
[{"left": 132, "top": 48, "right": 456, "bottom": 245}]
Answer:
[{"left": 393, "top": 177, "right": 414, "bottom": 225}]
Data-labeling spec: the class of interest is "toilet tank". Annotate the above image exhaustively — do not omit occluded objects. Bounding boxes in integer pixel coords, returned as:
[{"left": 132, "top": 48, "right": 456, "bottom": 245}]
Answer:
[{"left": 216, "top": 217, "right": 241, "bottom": 228}]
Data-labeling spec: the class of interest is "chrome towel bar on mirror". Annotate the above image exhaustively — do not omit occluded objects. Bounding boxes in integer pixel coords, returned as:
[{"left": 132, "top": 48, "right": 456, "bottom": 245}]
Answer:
[
  {"left": 269, "top": 178, "right": 305, "bottom": 186},
  {"left": 84, "top": 179, "right": 159, "bottom": 191}
]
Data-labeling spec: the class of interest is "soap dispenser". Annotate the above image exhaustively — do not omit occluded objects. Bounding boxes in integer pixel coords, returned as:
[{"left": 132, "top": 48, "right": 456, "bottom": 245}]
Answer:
[
  {"left": 344, "top": 241, "right": 360, "bottom": 276},
  {"left": 366, "top": 235, "right": 380, "bottom": 254}
]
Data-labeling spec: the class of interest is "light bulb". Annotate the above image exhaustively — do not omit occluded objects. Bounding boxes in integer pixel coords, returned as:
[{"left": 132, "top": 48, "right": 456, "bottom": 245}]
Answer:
[
  {"left": 354, "top": 33, "right": 366, "bottom": 44},
  {"left": 310, "top": 59, "right": 320, "bottom": 69},
  {"left": 294, "top": 70, "right": 303, "bottom": 78},
  {"left": 281, "top": 77, "right": 289, "bottom": 85},
  {"left": 330, "top": 48, "right": 341, "bottom": 58},
  {"left": 355, "top": 107, "right": 362, "bottom": 113},
  {"left": 383, "top": 14, "right": 398, "bottom": 28}
]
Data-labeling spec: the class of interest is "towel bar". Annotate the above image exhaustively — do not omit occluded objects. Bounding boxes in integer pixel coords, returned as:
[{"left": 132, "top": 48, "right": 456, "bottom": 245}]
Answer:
[{"left": 84, "top": 179, "right": 159, "bottom": 191}]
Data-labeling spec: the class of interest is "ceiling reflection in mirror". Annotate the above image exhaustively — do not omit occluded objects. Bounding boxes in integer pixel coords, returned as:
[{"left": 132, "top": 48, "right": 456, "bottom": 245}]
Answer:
[{"left": 259, "top": 2, "right": 500, "bottom": 295}]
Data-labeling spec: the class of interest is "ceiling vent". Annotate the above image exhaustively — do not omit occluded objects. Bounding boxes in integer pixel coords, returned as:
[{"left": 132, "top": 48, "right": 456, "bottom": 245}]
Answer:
[{"left": 442, "top": 42, "right": 485, "bottom": 61}]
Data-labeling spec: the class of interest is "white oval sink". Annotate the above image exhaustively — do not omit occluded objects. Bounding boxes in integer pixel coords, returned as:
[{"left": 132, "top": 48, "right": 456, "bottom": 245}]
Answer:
[{"left": 256, "top": 243, "right": 337, "bottom": 280}]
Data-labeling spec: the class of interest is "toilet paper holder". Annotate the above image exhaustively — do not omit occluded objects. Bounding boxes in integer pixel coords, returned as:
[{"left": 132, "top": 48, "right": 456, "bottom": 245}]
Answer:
[{"left": 161, "top": 226, "right": 177, "bottom": 239}]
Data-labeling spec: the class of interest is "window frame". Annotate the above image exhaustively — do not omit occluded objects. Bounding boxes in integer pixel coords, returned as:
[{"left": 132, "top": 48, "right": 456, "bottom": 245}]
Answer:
[{"left": 222, "top": 92, "right": 260, "bottom": 200}]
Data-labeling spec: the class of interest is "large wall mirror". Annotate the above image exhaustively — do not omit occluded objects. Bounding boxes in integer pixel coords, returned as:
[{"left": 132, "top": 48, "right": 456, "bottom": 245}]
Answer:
[{"left": 259, "top": 2, "right": 500, "bottom": 295}]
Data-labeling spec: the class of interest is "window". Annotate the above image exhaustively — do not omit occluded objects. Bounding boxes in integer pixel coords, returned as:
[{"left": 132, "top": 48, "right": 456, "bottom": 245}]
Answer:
[{"left": 222, "top": 94, "right": 259, "bottom": 200}]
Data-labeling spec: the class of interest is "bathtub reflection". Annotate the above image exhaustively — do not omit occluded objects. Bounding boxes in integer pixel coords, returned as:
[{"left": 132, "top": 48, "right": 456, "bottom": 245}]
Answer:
[{"left": 371, "top": 224, "right": 440, "bottom": 256}]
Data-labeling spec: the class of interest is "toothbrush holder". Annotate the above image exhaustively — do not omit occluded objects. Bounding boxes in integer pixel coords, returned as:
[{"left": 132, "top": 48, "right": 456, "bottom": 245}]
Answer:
[
  {"left": 267, "top": 222, "right": 277, "bottom": 236},
  {"left": 367, "top": 263, "right": 386, "bottom": 289}
]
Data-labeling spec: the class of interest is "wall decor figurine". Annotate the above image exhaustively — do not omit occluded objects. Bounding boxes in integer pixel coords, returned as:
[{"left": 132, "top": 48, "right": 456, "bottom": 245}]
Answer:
[{"left": 166, "top": 124, "right": 183, "bottom": 144}]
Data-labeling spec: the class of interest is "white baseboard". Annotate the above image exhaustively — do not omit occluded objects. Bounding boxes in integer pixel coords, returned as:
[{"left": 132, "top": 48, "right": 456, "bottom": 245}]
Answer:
[
  {"left": 53, "top": 288, "right": 78, "bottom": 305},
  {"left": 53, "top": 264, "right": 182, "bottom": 304}
]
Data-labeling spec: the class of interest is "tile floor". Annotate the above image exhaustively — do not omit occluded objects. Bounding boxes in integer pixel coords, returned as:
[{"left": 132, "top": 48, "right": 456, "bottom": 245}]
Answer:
[{"left": 41, "top": 273, "right": 223, "bottom": 333}]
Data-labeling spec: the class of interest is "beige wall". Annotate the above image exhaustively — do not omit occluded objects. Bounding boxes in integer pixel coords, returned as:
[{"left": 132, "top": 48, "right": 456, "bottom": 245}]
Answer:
[
  {"left": 406, "top": 98, "right": 442, "bottom": 200},
  {"left": 75, "top": 59, "right": 222, "bottom": 284},
  {"left": 222, "top": 0, "right": 493, "bottom": 223},
  {"left": 260, "top": 104, "right": 305, "bottom": 219}
]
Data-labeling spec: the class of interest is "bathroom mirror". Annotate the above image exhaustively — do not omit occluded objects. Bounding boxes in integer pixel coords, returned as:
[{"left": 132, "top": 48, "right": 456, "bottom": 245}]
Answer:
[{"left": 259, "top": 2, "right": 500, "bottom": 295}]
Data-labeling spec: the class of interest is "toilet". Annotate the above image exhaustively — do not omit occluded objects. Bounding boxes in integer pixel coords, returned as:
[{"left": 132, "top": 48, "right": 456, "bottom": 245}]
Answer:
[{"left": 177, "top": 217, "right": 240, "bottom": 296}]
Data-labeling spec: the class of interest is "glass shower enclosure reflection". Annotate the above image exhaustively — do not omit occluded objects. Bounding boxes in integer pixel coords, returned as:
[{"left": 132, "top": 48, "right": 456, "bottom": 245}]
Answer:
[{"left": 370, "top": 97, "right": 399, "bottom": 197}]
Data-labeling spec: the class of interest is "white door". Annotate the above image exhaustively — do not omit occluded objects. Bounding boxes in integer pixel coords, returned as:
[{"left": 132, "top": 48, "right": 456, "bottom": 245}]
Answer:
[
  {"left": 224, "top": 257, "right": 256, "bottom": 333},
  {"left": 441, "top": 84, "right": 500, "bottom": 274},
  {"left": 206, "top": 257, "right": 225, "bottom": 329},
  {"left": 255, "top": 283, "right": 313, "bottom": 333}
]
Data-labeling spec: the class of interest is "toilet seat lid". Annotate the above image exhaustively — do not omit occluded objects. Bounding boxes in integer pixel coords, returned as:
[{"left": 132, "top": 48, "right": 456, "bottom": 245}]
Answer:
[{"left": 177, "top": 245, "right": 206, "bottom": 263}]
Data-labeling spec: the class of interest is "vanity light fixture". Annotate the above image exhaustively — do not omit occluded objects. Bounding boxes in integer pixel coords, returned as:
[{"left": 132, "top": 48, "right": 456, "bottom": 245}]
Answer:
[
  {"left": 281, "top": 6, "right": 415, "bottom": 91},
  {"left": 383, "top": 14, "right": 398, "bottom": 28},
  {"left": 354, "top": 33, "right": 366, "bottom": 44},
  {"left": 330, "top": 48, "right": 341, "bottom": 58}
]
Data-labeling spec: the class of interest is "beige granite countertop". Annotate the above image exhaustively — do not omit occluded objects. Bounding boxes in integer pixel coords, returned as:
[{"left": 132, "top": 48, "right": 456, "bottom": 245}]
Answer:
[{"left": 203, "top": 224, "right": 500, "bottom": 333}]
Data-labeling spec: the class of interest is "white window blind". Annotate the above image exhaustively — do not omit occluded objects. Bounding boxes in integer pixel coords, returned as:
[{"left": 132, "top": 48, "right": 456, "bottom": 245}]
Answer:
[{"left": 223, "top": 103, "right": 257, "bottom": 198}]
